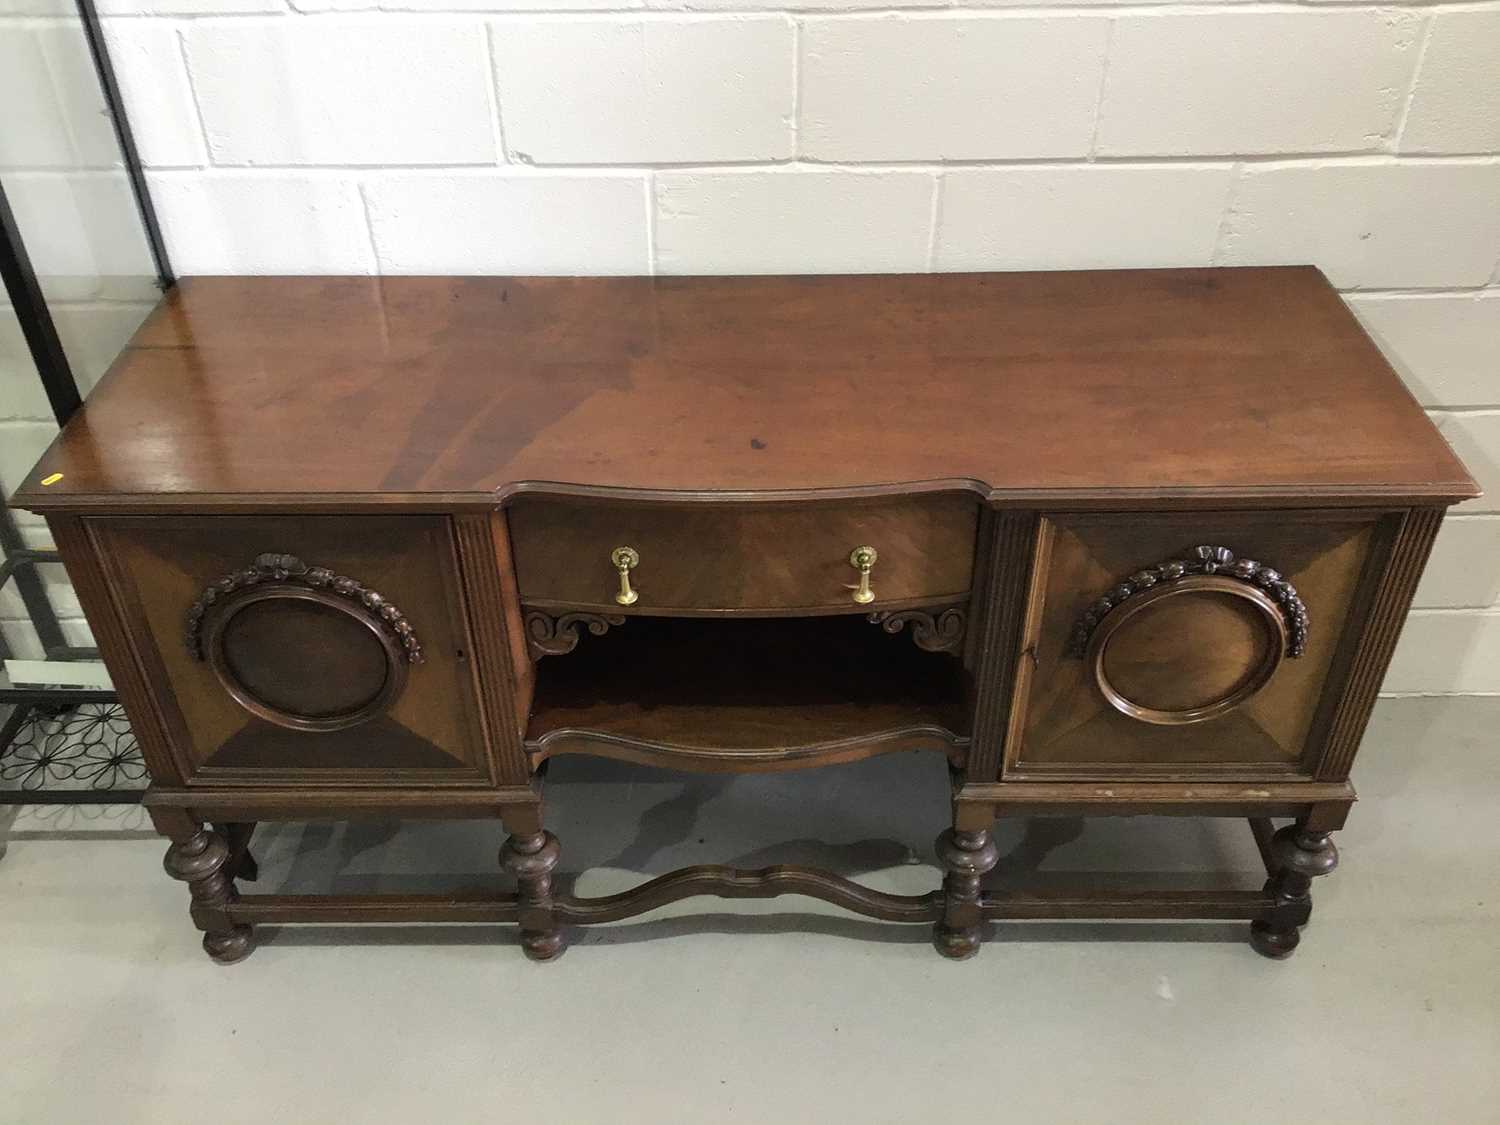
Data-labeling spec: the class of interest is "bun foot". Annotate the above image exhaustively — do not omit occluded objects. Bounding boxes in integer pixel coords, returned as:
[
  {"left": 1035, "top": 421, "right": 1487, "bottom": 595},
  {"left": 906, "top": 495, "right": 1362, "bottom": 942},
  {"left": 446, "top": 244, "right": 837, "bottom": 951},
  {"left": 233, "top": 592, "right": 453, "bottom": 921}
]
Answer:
[
  {"left": 933, "top": 924, "right": 982, "bottom": 960},
  {"left": 165, "top": 828, "right": 250, "bottom": 964},
  {"left": 1249, "top": 921, "right": 1300, "bottom": 960},
  {"left": 521, "top": 930, "right": 566, "bottom": 962},
  {"left": 1252, "top": 824, "right": 1339, "bottom": 961},
  {"left": 203, "top": 925, "right": 255, "bottom": 965}
]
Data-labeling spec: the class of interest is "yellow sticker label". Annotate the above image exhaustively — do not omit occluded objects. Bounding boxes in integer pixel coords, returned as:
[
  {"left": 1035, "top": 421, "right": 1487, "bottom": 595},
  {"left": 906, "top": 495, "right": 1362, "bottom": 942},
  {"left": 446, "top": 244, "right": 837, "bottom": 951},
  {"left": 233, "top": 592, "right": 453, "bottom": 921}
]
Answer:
[{"left": 40, "top": 473, "right": 63, "bottom": 486}]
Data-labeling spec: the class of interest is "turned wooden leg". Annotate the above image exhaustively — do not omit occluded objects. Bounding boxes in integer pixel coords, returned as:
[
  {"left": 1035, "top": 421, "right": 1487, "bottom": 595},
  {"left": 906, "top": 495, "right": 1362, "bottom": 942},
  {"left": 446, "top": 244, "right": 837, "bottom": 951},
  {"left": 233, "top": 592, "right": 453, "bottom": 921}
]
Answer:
[
  {"left": 934, "top": 826, "right": 1000, "bottom": 960},
  {"left": 501, "top": 828, "right": 563, "bottom": 961},
  {"left": 163, "top": 826, "right": 254, "bottom": 965},
  {"left": 1250, "top": 824, "right": 1339, "bottom": 960}
]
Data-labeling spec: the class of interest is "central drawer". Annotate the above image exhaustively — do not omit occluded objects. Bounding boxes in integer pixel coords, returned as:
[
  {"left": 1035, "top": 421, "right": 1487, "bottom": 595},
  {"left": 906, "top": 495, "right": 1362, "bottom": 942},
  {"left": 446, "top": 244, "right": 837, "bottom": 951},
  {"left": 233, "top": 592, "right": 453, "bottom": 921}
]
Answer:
[{"left": 507, "top": 494, "right": 979, "bottom": 613}]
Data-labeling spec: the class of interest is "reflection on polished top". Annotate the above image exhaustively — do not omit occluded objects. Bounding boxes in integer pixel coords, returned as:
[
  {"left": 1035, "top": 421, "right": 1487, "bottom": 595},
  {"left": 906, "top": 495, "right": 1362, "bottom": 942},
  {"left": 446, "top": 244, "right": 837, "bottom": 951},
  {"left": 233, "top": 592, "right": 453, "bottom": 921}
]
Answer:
[{"left": 13, "top": 268, "right": 1478, "bottom": 512}]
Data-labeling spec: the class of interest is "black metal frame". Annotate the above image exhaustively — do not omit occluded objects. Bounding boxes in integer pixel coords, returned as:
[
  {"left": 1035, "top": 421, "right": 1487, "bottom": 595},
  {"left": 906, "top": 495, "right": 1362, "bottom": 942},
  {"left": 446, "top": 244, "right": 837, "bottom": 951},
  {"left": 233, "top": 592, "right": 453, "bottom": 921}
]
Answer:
[
  {"left": 0, "top": 184, "right": 83, "bottom": 426},
  {"left": 1, "top": 1, "right": 174, "bottom": 804},
  {"left": 75, "top": 0, "right": 175, "bottom": 288}
]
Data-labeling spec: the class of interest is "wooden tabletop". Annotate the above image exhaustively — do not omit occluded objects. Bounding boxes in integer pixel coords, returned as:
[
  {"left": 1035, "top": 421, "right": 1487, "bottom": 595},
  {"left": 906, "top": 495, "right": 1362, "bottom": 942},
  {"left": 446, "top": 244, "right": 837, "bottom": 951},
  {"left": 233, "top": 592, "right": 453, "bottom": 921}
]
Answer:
[{"left": 14, "top": 268, "right": 1477, "bottom": 512}]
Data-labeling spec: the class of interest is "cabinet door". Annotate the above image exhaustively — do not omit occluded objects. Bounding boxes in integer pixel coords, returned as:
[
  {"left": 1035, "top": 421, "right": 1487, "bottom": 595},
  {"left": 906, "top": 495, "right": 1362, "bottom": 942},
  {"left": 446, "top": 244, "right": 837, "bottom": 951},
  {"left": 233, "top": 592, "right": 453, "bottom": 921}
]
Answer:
[
  {"left": 1008, "top": 510, "right": 1395, "bottom": 779},
  {"left": 92, "top": 515, "right": 494, "bottom": 786}
]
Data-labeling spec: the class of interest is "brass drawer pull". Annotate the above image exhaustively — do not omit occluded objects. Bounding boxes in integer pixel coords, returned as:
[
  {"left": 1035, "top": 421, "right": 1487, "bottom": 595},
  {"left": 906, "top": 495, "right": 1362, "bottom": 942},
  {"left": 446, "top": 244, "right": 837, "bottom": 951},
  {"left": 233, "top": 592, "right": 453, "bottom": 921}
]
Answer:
[
  {"left": 611, "top": 546, "right": 640, "bottom": 606},
  {"left": 848, "top": 545, "right": 878, "bottom": 605}
]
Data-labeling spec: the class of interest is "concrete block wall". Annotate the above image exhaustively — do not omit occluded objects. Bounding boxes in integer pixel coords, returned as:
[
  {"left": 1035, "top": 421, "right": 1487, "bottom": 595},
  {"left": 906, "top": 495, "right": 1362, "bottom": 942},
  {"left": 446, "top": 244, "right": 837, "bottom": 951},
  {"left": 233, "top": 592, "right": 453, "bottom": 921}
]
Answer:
[{"left": 0, "top": 0, "right": 1497, "bottom": 691}]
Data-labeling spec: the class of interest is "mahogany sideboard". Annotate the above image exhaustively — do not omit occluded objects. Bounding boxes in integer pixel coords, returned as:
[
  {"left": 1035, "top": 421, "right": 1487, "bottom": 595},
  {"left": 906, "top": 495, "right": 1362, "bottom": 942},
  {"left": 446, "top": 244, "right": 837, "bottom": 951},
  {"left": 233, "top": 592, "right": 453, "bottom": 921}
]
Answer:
[{"left": 12, "top": 268, "right": 1477, "bottom": 964}]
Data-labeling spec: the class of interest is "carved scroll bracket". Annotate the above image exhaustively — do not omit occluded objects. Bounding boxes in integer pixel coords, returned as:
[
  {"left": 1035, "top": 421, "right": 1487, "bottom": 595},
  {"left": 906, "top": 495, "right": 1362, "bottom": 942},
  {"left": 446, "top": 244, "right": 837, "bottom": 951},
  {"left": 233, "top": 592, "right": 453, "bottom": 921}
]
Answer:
[
  {"left": 525, "top": 609, "right": 626, "bottom": 659},
  {"left": 867, "top": 606, "right": 967, "bottom": 654},
  {"left": 185, "top": 552, "right": 423, "bottom": 664}
]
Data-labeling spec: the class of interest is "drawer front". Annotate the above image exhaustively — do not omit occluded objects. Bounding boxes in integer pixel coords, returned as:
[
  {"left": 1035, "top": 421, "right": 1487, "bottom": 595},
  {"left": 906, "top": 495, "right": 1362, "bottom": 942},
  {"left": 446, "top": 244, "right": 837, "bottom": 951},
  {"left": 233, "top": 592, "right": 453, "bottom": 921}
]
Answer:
[
  {"left": 509, "top": 495, "right": 979, "bottom": 613},
  {"left": 91, "top": 515, "right": 493, "bottom": 786},
  {"left": 1010, "top": 510, "right": 1395, "bottom": 778}
]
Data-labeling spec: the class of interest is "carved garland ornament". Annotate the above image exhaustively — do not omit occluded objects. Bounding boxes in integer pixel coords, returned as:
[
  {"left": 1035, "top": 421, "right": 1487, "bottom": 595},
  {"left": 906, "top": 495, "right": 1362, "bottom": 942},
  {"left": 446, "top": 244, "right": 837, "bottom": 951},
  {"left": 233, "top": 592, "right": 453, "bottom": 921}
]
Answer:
[
  {"left": 866, "top": 606, "right": 967, "bottom": 654},
  {"left": 185, "top": 552, "right": 424, "bottom": 665},
  {"left": 1068, "top": 545, "right": 1308, "bottom": 660}
]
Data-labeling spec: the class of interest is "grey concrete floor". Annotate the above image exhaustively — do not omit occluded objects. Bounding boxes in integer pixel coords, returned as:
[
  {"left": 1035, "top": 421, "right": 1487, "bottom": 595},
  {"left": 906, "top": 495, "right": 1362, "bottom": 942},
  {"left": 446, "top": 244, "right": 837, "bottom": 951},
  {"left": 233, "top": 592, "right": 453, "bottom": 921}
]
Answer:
[{"left": 1, "top": 697, "right": 1497, "bottom": 1123}]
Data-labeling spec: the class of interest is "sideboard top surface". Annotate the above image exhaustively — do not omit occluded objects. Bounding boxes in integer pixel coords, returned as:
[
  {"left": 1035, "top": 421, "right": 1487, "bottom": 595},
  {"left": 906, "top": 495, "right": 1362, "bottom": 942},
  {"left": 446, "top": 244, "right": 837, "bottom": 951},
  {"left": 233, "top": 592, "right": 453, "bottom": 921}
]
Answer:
[{"left": 15, "top": 268, "right": 1477, "bottom": 512}]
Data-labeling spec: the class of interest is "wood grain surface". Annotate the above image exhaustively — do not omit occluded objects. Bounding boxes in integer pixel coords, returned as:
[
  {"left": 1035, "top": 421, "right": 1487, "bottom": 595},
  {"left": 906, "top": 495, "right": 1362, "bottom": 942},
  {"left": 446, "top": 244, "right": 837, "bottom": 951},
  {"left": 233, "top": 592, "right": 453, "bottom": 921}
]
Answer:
[{"left": 12, "top": 269, "right": 1476, "bottom": 512}]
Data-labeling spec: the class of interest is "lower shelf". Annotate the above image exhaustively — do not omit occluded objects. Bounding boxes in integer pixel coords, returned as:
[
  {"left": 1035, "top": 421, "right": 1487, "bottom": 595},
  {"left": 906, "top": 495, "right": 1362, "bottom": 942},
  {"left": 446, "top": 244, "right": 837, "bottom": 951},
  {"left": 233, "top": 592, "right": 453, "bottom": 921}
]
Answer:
[
  {"left": 187, "top": 815, "right": 1315, "bottom": 962},
  {"left": 525, "top": 614, "right": 969, "bottom": 771},
  {"left": 228, "top": 867, "right": 945, "bottom": 926},
  {"left": 225, "top": 876, "right": 1274, "bottom": 928}
]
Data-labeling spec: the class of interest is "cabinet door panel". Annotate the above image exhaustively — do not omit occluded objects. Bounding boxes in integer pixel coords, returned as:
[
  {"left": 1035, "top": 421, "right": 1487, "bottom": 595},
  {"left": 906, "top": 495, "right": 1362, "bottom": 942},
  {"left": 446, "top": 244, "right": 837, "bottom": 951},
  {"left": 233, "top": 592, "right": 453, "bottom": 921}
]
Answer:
[
  {"left": 92, "top": 515, "right": 493, "bottom": 786},
  {"left": 1010, "top": 511, "right": 1391, "bottom": 778}
]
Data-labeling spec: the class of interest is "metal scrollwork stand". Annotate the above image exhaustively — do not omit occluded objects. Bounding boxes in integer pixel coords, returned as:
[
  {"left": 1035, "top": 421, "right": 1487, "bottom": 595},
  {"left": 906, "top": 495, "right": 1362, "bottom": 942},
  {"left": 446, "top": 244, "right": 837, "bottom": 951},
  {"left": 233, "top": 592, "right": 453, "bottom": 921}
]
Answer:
[{"left": 0, "top": 502, "right": 146, "bottom": 807}]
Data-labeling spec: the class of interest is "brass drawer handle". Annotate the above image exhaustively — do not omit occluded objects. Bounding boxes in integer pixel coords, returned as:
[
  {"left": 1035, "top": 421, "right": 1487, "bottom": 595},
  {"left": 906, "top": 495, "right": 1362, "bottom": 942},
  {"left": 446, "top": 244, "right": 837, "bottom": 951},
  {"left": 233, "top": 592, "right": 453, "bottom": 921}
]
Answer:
[
  {"left": 611, "top": 546, "right": 640, "bottom": 606},
  {"left": 848, "top": 545, "right": 878, "bottom": 605}
]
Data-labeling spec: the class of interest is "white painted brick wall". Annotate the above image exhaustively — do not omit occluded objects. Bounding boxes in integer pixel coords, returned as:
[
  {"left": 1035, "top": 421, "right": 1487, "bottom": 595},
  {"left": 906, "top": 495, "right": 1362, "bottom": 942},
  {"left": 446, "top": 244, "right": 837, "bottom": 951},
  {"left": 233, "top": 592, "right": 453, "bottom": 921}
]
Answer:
[
  {"left": 1096, "top": 12, "right": 1423, "bottom": 157},
  {"left": 147, "top": 171, "right": 376, "bottom": 273},
  {"left": 102, "top": 22, "right": 209, "bottom": 168},
  {"left": 0, "top": 30, "right": 73, "bottom": 169},
  {"left": 1218, "top": 162, "right": 1500, "bottom": 290},
  {"left": 365, "top": 172, "right": 650, "bottom": 273},
  {"left": 492, "top": 18, "right": 795, "bottom": 164},
  {"left": 1386, "top": 610, "right": 1500, "bottom": 695},
  {"left": 1348, "top": 294, "right": 1500, "bottom": 407},
  {"left": 1436, "top": 414, "right": 1500, "bottom": 516},
  {"left": 5, "top": 173, "right": 162, "bottom": 301},
  {"left": 655, "top": 169, "right": 932, "bottom": 273},
  {"left": 1399, "top": 11, "right": 1500, "bottom": 155},
  {"left": 1, "top": 24, "right": 119, "bottom": 169},
  {"left": 799, "top": 17, "right": 1108, "bottom": 161},
  {"left": 96, "top": 0, "right": 282, "bottom": 12},
  {"left": 1415, "top": 518, "right": 1500, "bottom": 609},
  {"left": 0, "top": 316, "right": 51, "bottom": 422},
  {"left": 182, "top": 20, "right": 499, "bottom": 165},
  {"left": 3, "top": 2, "right": 1499, "bottom": 692},
  {"left": 934, "top": 165, "right": 1233, "bottom": 272},
  {"left": 0, "top": 0, "right": 76, "bottom": 14}
]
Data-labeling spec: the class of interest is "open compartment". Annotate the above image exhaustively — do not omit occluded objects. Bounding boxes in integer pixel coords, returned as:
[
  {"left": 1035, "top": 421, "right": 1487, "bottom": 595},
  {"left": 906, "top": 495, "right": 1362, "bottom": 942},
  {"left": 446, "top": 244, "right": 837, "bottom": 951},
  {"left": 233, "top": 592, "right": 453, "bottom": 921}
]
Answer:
[{"left": 524, "top": 613, "right": 970, "bottom": 771}]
